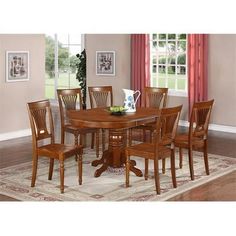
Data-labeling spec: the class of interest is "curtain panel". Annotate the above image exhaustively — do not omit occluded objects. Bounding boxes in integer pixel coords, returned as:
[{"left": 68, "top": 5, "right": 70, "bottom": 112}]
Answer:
[
  {"left": 131, "top": 34, "right": 150, "bottom": 106},
  {"left": 188, "top": 34, "right": 209, "bottom": 118}
]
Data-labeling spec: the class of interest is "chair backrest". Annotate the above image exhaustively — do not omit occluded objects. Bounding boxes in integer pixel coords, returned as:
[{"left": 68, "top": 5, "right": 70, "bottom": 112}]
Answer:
[
  {"left": 27, "top": 99, "right": 54, "bottom": 149},
  {"left": 189, "top": 99, "right": 214, "bottom": 139},
  {"left": 142, "top": 87, "right": 168, "bottom": 109},
  {"left": 154, "top": 105, "right": 182, "bottom": 147},
  {"left": 88, "top": 86, "right": 113, "bottom": 108},
  {"left": 57, "top": 88, "right": 82, "bottom": 127}
]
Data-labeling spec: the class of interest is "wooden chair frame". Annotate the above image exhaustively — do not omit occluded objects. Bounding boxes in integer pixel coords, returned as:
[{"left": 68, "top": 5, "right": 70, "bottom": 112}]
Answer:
[
  {"left": 175, "top": 99, "right": 214, "bottom": 180},
  {"left": 27, "top": 99, "right": 83, "bottom": 193},
  {"left": 88, "top": 86, "right": 113, "bottom": 152},
  {"left": 130, "top": 87, "right": 168, "bottom": 144},
  {"left": 57, "top": 88, "right": 99, "bottom": 159},
  {"left": 125, "top": 105, "right": 182, "bottom": 194},
  {"left": 88, "top": 86, "right": 113, "bottom": 109}
]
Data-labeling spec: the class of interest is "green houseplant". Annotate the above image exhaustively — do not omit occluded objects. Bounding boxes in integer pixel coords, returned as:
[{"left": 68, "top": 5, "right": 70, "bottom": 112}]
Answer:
[{"left": 76, "top": 49, "right": 87, "bottom": 109}]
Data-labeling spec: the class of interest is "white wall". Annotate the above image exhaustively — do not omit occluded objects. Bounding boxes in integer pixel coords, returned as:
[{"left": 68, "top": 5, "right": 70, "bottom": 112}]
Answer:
[
  {"left": 86, "top": 34, "right": 130, "bottom": 107},
  {"left": 208, "top": 34, "right": 236, "bottom": 126},
  {"left": 0, "top": 34, "right": 45, "bottom": 136}
]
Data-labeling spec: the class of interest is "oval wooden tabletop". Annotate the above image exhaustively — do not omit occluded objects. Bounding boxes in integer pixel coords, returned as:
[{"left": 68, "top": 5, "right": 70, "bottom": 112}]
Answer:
[{"left": 67, "top": 107, "right": 160, "bottom": 129}]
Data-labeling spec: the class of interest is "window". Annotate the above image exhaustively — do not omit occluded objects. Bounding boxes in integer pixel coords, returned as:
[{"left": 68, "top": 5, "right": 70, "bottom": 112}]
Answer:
[
  {"left": 45, "top": 34, "right": 84, "bottom": 100},
  {"left": 150, "top": 34, "right": 187, "bottom": 96}
]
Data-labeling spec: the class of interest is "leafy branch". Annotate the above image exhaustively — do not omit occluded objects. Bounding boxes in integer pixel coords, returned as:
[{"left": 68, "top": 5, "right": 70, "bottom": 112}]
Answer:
[{"left": 76, "top": 49, "right": 86, "bottom": 109}]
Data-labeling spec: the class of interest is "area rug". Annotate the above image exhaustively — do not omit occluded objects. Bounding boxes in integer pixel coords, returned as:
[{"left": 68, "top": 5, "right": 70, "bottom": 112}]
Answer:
[{"left": 0, "top": 148, "right": 236, "bottom": 201}]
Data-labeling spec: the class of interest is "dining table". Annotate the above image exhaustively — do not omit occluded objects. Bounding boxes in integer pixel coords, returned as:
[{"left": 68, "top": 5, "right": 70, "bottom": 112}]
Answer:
[{"left": 67, "top": 107, "right": 160, "bottom": 177}]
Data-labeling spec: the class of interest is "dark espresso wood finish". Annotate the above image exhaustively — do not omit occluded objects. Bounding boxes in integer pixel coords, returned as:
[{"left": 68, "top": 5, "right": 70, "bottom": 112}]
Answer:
[{"left": 68, "top": 107, "right": 159, "bottom": 177}]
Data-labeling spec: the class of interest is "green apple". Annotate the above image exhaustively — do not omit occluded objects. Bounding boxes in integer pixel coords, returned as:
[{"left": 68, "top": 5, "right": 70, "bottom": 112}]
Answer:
[{"left": 109, "top": 106, "right": 126, "bottom": 112}]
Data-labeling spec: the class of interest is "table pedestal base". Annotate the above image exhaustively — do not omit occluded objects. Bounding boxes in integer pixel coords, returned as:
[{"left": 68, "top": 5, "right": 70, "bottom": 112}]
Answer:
[{"left": 91, "top": 129, "right": 143, "bottom": 178}]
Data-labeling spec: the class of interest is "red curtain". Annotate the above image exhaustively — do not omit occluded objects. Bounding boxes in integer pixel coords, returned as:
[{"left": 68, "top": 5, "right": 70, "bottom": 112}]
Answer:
[
  {"left": 188, "top": 34, "right": 208, "bottom": 118},
  {"left": 131, "top": 34, "right": 150, "bottom": 106}
]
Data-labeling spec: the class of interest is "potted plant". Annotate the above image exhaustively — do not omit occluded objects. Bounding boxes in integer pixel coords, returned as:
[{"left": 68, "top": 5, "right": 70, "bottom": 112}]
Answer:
[{"left": 76, "top": 49, "right": 87, "bottom": 109}]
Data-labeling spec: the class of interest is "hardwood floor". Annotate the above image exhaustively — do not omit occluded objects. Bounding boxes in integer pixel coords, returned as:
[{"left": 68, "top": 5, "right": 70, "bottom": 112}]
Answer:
[
  {"left": 169, "top": 170, "right": 236, "bottom": 201},
  {"left": 0, "top": 106, "right": 236, "bottom": 201}
]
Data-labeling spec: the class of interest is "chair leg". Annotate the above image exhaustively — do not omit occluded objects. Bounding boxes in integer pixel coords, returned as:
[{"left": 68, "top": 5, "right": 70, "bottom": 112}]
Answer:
[
  {"left": 188, "top": 146, "right": 194, "bottom": 180},
  {"left": 203, "top": 140, "right": 210, "bottom": 175},
  {"left": 102, "top": 129, "right": 105, "bottom": 152},
  {"left": 179, "top": 147, "right": 183, "bottom": 168},
  {"left": 150, "top": 130, "right": 153, "bottom": 143},
  {"left": 78, "top": 153, "right": 82, "bottom": 185},
  {"left": 31, "top": 154, "right": 38, "bottom": 187},
  {"left": 154, "top": 157, "right": 161, "bottom": 194},
  {"left": 61, "top": 129, "right": 65, "bottom": 144},
  {"left": 75, "top": 133, "right": 79, "bottom": 146},
  {"left": 143, "top": 129, "right": 146, "bottom": 142},
  {"left": 125, "top": 151, "right": 130, "bottom": 187},
  {"left": 96, "top": 130, "right": 99, "bottom": 159},
  {"left": 91, "top": 133, "right": 95, "bottom": 149},
  {"left": 144, "top": 159, "right": 149, "bottom": 180},
  {"left": 48, "top": 158, "right": 54, "bottom": 180},
  {"left": 79, "top": 132, "right": 86, "bottom": 147},
  {"left": 128, "top": 128, "right": 132, "bottom": 146},
  {"left": 74, "top": 134, "right": 79, "bottom": 161},
  {"left": 78, "top": 134, "right": 81, "bottom": 145},
  {"left": 80, "top": 134, "right": 86, "bottom": 147},
  {"left": 59, "top": 159, "right": 65, "bottom": 193},
  {"left": 162, "top": 159, "right": 166, "bottom": 174},
  {"left": 170, "top": 150, "right": 177, "bottom": 188}
]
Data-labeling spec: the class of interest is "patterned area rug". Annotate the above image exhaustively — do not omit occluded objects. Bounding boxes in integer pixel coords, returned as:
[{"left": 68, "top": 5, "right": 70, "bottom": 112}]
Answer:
[{"left": 1, "top": 148, "right": 236, "bottom": 201}]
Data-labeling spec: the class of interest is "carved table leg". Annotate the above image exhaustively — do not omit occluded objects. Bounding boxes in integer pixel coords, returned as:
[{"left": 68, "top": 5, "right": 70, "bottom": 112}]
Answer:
[
  {"left": 129, "top": 160, "right": 143, "bottom": 177},
  {"left": 91, "top": 156, "right": 104, "bottom": 167},
  {"left": 92, "top": 129, "right": 143, "bottom": 178},
  {"left": 94, "top": 150, "right": 109, "bottom": 177}
]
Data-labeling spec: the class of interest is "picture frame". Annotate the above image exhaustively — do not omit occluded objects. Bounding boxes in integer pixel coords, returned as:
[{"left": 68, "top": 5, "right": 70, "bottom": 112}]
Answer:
[
  {"left": 6, "top": 51, "right": 29, "bottom": 82},
  {"left": 96, "top": 51, "right": 115, "bottom": 76}
]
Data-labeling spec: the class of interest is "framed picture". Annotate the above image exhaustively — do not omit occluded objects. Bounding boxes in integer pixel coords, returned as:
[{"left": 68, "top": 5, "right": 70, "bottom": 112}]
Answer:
[
  {"left": 96, "top": 51, "right": 115, "bottom": 76},
  {"left": 6, "top": 51, "right": 29, "bottom": 82}
]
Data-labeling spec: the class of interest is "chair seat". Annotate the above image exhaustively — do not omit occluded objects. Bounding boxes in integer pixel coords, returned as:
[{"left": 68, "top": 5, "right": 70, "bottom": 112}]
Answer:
[
  {"left": 126, "top": 142, "right": 171, "bottom": 160},
  {"left": 175, "top": 134, "right": 204, "bottom": 148},
  {"left": 38, "top": 143, "right": 82, "bottom": 159}
]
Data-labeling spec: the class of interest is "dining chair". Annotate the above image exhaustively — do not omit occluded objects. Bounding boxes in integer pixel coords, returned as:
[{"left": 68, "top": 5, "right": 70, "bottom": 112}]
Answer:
[
  {"left": 175, "top": 99, "right": 214, "bottom": 180},
  {"left": 88, "top": 86, "right": 113, "bottom": 152},
  {"left": 125, "top": 105, "right": 182, "bottom": 194},
  {"left": 129, "top": 87, "right": 168, "bottom": 144},
  {"left": 27, "top": 99, "right": 83, "bottom": 193},
  {"left": 57, "top": 88, "right": 99, "bottom": 159}
]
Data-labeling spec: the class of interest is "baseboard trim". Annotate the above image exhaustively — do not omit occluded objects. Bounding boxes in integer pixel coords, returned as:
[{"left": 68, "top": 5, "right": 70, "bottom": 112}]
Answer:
[
  {"left": 179, "top": 120, "right": 236, "bottom": 133},
  {"left": 0, "top": 129, "right": 31, "bottom": 141}
]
